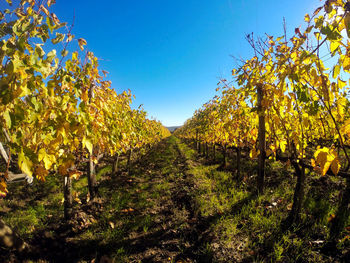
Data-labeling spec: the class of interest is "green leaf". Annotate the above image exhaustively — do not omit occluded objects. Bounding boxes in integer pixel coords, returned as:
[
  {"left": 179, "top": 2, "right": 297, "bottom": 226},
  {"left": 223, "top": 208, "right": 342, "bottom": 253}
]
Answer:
[
  {"left": 315, "top": 16, "right": 324, "bottom": 29},
  {"left": 16, "top": 36, "right": 26, "bottom": 52},
  {"left": 20, "top": 19, "right": 31, "bottom": 32},
  {"left": 35, "top": 44, "right": 45, "bottom": 58},
  {"left": 54, "top": 22, "right": 67, "bottom": 31},
  {"left": 345, "top": 13, "right": 350, "bottom": 38},
  {"left": 320, "top": 25, "right": 341, "bottom": 40},
  {"left": 5, "top": 61, "right": 14, "bottom": 75},
  {"left": 3, "top": 109, "right": 11, "bottom": 128},
  {"left": 46, "top": 16, "right": 55, "bottom": 33},
  {"left": 30, "top": 96, "right": 40, "bottom": 111},
  {"left": 296, "top": 86, "right": 309, "bottom": 103},
  {"left": 47, "top": 49, "right": 56, "bottom": 62},
  {"left": 39, "top": 24, "right": 49, "bottom": 42},
  {"left": 19, "top": 84, "right": 31, "bottom": 97},
  {"left": 12, "top": 21, "right": 20, "bottom": 36},
  {"left": 51, "top": 33, "right": 65, "bottom": 44},
  {"left": 308, "top": 101, "right": 320, "bottom": 115},
  {"left": 0, "top": 83, "right": 12, "bottom": 104},
  {"left": 61, "top": 49, "right": 68, "bottom": 57}
]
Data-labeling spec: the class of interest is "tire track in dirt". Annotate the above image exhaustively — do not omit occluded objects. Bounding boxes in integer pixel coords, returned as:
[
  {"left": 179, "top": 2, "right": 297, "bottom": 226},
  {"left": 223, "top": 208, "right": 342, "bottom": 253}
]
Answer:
[
  {"left": 170, "top": 140, "right": 214, "bottom": 263},
  {"left": 125, "top": 136, "right": 214, "bottom": 262}
]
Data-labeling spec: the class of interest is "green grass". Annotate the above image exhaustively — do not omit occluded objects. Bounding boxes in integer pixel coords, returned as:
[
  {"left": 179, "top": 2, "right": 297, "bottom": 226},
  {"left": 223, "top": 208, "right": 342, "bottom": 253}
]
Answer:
[
  {"left": 175, "top": 138, "right": 350, "bottom": 262},
  {"left": 2, "top": 136, "right": 350, "bottom": 262},
  {"left": 1, "top": 175, "right": 63, "bottom": 238}
]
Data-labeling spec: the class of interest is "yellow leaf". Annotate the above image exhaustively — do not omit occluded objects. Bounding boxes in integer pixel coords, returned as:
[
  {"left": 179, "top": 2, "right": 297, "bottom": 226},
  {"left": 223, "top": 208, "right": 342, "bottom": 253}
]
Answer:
[
  {"left": 337, "top": 97, "right": 346, "bottom": 120},
  {"left": 73, "top": 191, "right": 82, "bottom": 204},
  {"left": 337, "top": 78, "right": 346, "bottom": 89},
  {"left": 38, "top": 148, "right": 46, "bottom": 161},
  {"left": 72, "top": 51, "right": 78, "bottom": 61},
  {"left": 314, "top": 32, "right": 322, "bottom": 41},
  {"left": 18, "top": 150, "right": 33, "bottom": 177},
  {"left": 330, "top": 41, "right": 340, "bottom": 53},
  {"left": 266, "top": 149, "right": 273, "bottom": 157},
  {"left": 81, "top": 89, "right": 88, "bottom": 102},
  {"left": 38, "top": 148, "right": 56, "bottom": 170},
  {"left": 314, "top": 147, "right": 339, "bottom": 176},
  {"left": 3, "top": 110, "right": 11, "bottom": 128},
  {"left": 341, "top": 119, "right": 350, "bottom": 136},
  {"left": 83, "top": 137, "right": 93, "bottom": 154},
  {"left": 58, "top": 159, "right": 74, "bottom": 176},
  {"left": 280, "top": 140, "right": 287, "bottom": 153},
  {"left": 35, "top": 165, "right": 48, "bottom": 181},
  {"left": 19, "top": 85, "right": 32, "bottom": 97},
  {"left": 311, "top": 158, "right": 316, "bottom": 167},
  {"left": 40, "top": 4, "right": 50, "bottom": 16},
  {"left": 330, "top": 157, "right": 341, "bottom": 175},
  {"left": 0, "top": 179, "right": 8, "bottom": 197},
  {"left": 69, "top": 169, "right": 82, "bottom": 180},
  {"left": 78, "top": 38, "right": 87, "bottom": 51},
  {"left": 291, "top": 52, "right": 298, "bottom": 62},
  {"left": 343, "top": 56, "right": 350, "bottom": 72},
  {"left": 322, "top": 161, "right": 332, "bottom": 176},
  {"left": 333, "top": 64, "right": 341, "bottom": 79},
  {"left": 91, "top": 156, "right": 98, "bottom": 164},
  {"left": 249, "top": 148, "right": 259, "bottom": 159},
  {"left": 310, "top": 67, "right": 318, "bottom": 85},
  {"left": 47, "top": 0, "right": 55, "bottom": 7}
]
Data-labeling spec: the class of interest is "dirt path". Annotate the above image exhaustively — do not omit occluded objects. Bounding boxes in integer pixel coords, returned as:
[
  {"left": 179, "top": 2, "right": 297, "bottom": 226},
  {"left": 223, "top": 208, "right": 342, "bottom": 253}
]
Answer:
[
  {"left": 1, "top": 136, "right": 213, "bottom": 263},
  {"left": 119, "top": 136, "right": 207, "bottom": 262}
]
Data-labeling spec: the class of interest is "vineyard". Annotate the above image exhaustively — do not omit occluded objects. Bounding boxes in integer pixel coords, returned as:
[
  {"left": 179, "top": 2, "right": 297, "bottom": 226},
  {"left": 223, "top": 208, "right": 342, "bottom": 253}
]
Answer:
[{"left": 1, "top": 0, "right": 350, "bottom": 262}]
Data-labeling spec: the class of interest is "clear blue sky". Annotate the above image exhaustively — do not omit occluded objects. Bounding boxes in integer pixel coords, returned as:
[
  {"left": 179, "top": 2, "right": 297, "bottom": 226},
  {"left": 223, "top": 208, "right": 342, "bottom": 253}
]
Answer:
[{"left": 4, "top": 0, "right": 323, "bottom": 126}]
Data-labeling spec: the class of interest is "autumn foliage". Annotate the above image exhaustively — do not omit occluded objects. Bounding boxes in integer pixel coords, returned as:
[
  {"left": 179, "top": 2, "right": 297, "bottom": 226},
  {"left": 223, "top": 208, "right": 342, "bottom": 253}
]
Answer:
[
  {"left": 0, "top": 1, "right": 170, "bottom": 198},
  {"left": 175, "top": 0, "right": 350, "bottom": 235}
]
